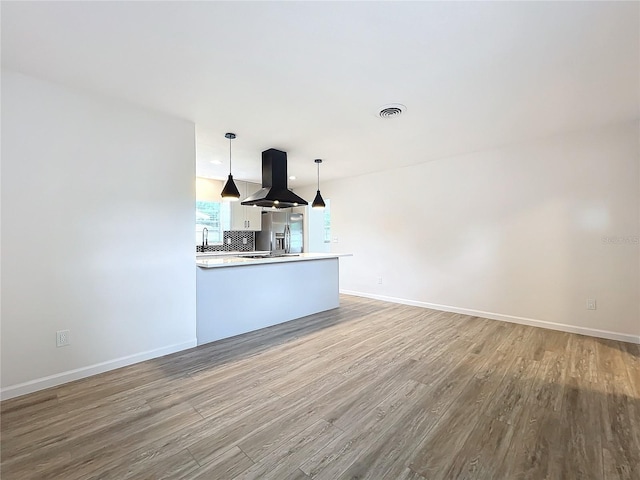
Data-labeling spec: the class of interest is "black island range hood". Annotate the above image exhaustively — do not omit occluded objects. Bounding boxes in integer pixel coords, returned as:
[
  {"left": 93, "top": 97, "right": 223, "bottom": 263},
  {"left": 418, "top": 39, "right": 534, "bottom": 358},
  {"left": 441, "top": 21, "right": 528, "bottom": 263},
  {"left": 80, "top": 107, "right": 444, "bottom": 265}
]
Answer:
[{"left": 241, "top": 148, "right": 308, "bottom": 208}]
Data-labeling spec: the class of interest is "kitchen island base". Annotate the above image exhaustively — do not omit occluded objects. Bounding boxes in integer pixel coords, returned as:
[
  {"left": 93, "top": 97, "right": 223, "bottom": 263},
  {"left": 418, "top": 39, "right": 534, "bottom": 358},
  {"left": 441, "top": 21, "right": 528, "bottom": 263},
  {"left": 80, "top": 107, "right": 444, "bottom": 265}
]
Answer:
[{"left": 196, "top": 257, "right": 339, "bottom": 345}]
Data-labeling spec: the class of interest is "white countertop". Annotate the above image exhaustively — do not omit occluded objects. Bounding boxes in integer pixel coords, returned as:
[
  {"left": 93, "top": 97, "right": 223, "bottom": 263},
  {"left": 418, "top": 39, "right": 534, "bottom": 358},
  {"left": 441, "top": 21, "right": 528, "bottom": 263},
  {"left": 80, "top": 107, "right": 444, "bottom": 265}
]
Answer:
[
  {"left": 196, "top": 252, "right": 352, "bottom": 269},
  {"left": 196, "top": 251, "right": 270, "bottom": 258}
]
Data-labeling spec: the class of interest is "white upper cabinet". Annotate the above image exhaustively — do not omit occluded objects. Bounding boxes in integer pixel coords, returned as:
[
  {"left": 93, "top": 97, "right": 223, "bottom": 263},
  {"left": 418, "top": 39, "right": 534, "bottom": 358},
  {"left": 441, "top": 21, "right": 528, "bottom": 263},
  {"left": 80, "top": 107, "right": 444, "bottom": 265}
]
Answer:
[{"left": 231, "top": 181, "right": 262, "bottom": 231}]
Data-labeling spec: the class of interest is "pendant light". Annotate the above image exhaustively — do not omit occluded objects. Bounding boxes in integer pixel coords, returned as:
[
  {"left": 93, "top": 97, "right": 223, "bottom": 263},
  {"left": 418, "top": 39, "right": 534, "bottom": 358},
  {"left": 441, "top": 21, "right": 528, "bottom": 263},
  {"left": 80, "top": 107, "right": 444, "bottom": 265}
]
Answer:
[
  {"left": 312, "top": 159, "right": 326, "bottom": 210},
  {"left": 220, "top": 132, "right": 240, "bottom": 201}
]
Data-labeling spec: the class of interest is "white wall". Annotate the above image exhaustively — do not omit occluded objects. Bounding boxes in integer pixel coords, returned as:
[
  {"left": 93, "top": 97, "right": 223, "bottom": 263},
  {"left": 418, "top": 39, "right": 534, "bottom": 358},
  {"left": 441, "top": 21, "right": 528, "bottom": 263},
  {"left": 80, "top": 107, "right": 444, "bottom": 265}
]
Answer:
[
  {"left": 1, "top": 72, "right": 197, "bottom": 398},
  {"left": 309, "top": 121, "right": 640, "bottom": 342},
  {"left": 196, "top": 177, "right": 223, "bottom": 202}
]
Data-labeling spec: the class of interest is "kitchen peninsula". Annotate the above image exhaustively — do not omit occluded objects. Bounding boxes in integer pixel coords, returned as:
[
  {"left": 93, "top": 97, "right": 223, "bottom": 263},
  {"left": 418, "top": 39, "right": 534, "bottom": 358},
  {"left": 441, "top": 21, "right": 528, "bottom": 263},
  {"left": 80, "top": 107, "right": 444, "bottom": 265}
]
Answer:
[{"left": 196, "top": 253, "right": 351, "bottom": 345}]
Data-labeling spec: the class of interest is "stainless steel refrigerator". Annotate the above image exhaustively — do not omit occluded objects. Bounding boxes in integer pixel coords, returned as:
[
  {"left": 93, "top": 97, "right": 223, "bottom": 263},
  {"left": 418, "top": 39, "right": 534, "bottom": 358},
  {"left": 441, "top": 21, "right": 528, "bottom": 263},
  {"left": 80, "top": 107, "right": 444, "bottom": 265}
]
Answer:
[{"left": 256, "top": 211, "right": 303, "bottom": 254}]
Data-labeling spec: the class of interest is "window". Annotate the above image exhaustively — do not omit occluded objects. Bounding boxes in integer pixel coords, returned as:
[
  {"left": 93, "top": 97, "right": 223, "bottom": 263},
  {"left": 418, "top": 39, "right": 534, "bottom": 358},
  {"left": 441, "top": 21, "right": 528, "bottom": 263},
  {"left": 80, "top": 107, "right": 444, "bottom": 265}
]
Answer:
[
  {"left": 196, "top": 201, "right": 230, "bottom": 245},
  {"left": 323, "top": 199, "right": 331, "bottom": 243}
]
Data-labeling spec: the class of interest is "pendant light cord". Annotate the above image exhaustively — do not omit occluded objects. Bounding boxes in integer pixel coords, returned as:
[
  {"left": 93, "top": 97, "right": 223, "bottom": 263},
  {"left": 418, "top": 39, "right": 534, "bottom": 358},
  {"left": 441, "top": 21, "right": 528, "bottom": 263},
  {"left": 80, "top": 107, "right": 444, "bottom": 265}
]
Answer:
[
  {"left": 224, "top": 132, "right": 236, "bottom": 175},
  {"left": 314, "top": 158, "right": 323, "bottom": 190}
]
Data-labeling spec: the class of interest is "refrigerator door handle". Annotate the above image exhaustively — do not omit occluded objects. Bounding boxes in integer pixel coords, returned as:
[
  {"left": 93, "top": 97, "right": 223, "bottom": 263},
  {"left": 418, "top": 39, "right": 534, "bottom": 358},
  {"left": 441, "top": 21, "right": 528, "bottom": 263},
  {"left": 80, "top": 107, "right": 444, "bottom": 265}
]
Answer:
[{"left": 284, "top": 224, "right": 291, "bottom": 254}]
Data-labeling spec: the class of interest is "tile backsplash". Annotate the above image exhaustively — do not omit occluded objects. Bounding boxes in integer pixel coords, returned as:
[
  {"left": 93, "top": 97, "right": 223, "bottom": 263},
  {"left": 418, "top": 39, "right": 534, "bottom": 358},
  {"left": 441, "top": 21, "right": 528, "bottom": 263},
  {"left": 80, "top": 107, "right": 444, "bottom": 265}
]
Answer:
[{"left": 196, "top": 231, "right": 255, "bottom": 253}]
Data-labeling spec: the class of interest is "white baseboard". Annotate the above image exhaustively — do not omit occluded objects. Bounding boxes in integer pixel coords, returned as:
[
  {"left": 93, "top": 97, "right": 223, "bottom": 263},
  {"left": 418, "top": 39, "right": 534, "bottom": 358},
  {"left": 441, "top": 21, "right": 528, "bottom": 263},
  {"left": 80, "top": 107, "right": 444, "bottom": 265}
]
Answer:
[
  {"left": 341, "top": 290, "right": 640, "bottom": 345},
  {"left": 0, "top": 340, "right": 197, "bottom": 401}
]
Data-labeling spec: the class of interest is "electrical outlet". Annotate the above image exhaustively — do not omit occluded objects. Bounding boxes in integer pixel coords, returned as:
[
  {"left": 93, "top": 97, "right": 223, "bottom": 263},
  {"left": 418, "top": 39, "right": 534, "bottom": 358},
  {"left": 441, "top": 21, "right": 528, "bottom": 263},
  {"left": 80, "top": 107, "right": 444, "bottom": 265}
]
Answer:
[
  {"left": 587, "top": 298, "right": 596, "bottom": 310},
  {"left": 377, "top": 276, "right": 383, "bottom": 285},
  {"left": 332, "top": 236, "right": 339, "bottom": 243},
  {"left": 242, "top": 237, "right": 247, "bottom": 245},
  {"left": 56, "top": 330, "right": 70, "bottom": 347}
]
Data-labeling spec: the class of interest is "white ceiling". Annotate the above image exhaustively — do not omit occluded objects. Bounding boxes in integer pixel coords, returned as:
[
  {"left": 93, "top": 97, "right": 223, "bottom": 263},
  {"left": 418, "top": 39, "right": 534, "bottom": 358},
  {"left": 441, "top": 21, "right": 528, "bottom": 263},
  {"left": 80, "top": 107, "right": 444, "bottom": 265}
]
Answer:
[{"left": 2, "top": 1, "right": 638, "bottom": 188}]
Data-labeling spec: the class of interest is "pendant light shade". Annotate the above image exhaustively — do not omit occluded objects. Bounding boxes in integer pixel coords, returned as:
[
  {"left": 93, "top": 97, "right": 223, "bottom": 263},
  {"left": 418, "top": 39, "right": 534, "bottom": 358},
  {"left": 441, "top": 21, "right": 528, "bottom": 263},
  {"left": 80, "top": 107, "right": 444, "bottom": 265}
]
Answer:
[
  {"left": 312, "top": 159, "right": 325, "bottom": 210},
  {"left": 312, "top": 190, "right": 326, "bottom": 210},
  {"left": 221, "top": 132, "right": 241, "bottom": 201},
  {"left": 221, "top": 174, "right": 240, "bottom": 199}
]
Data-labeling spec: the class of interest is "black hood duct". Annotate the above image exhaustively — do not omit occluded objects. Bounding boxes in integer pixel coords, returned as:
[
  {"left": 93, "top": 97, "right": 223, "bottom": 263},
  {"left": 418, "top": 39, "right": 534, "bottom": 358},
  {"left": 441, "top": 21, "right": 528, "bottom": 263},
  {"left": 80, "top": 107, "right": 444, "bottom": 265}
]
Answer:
[{"left": 241, "top": 148, "right": 308, "bottom": 208}]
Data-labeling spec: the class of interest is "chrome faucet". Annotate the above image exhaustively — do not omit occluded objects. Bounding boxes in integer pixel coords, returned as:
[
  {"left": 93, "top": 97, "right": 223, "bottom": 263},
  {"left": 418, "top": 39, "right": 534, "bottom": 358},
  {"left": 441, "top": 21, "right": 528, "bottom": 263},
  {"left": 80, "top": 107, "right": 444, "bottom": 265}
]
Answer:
[{"left": 202, "top": 227, "right": 208, "bottom": 247}]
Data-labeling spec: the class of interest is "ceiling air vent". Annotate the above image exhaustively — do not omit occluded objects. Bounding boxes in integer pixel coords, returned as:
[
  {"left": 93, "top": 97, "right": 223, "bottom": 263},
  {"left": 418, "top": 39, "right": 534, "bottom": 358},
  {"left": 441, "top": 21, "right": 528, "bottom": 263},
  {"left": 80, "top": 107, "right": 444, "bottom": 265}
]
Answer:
[{"left": 377, "top": 103, "right": 406, "bottom": 118}]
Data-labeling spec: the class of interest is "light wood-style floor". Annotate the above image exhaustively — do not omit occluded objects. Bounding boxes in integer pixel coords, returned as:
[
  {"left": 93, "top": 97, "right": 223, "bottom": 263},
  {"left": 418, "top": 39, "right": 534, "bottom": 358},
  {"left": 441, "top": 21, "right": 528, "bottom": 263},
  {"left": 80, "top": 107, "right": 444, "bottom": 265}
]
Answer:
[{"left": 2, "top": 295, "right": 639, "bottom": 479}]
